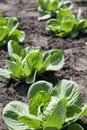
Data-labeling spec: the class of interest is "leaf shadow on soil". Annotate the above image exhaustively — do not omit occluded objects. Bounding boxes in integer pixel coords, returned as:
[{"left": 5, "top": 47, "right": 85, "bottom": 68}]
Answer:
[{"left": 5, "top": 71, "right": 69, "bottom": 97}]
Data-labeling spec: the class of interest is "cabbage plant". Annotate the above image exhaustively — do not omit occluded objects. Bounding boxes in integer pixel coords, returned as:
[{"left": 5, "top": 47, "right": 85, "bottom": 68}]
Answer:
[
  {"left": 3, "top": 79, "right": 87, "bottom": 130},
  {"left": 46, "top": 9, "right": 87, "bottom": 38},
  {"left": 38, "top": 0, "right": 73, "bottom": 20},
  {"left": 0, "top": 40, "right": 64, "bottom": 83},
  {"left": 0, "top": 13, "right": 25, "bottom": 46}
]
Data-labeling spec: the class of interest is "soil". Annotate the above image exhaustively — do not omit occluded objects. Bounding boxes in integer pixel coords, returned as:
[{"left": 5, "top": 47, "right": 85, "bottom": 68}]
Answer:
[{"left": 0, "top": 0, "right": 87, "bottom": 130}]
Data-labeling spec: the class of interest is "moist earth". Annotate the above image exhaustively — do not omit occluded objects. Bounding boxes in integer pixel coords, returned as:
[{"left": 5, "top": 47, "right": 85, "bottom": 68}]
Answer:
[{"left": 0, "top": 0, "right": 87, "bottom": 130}]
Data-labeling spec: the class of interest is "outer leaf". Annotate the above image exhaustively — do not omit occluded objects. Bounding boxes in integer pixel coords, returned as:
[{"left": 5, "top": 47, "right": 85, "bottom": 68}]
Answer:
[
  {"left": 46, "top": 19, "right": 60, "bottom": 31},
  {"left": 65, "top": 105, "right": 81, "bottom": 122},
  {"left": 45, "top": 50, "right": 64, "bottom": 71},
  {"left": 0, "top": 68, "right": 11, "bottom": 78},
  {"left": 62, "top": 1, "right": 73, "bottom": 10},
  {"left": 51, "top": 79, "right": 82, "bottom": 107},
  {"left": 42, "top": 97, "right": 67, "bottom": 129},
  {"left": 3, "top": 101, "right": 30, "bottom": 130},
  {"left": 51, "top": 79, "right": 82, "bottom": 121},
  {"left": 69, "top": 31, "right": 79, "bottom": 39},
  {"left": 68, "top": 123, "right": 84, "bottom": 130},
  {"left": 10, "top": 30, "right": 25, "bottom": 42},
  {"left": 7, "top": 17, "right": 19, "bottom": 33},
  {"left": 56, "top": 31, "right": 69, "bottom": 38},
  {"left": 38, "top": 14, "right": 51, "bottom": 20},
  {"left": 8, "top": 40, "right": 22, "bottom": 58},
  {"left": 18, "top": 115, "right": 42, "bottom": 129},
  {"left": 29, "top": 91, "right": 51, "bottom": 116},
  {"left": 76, "top": 103, "right": 87, "bottom": 120},
  {"left": 27, "top": 80, "right": 53, "bottom": 100},
  {"left": 24, "top": 46, "right": 41, "bottom": 55}
]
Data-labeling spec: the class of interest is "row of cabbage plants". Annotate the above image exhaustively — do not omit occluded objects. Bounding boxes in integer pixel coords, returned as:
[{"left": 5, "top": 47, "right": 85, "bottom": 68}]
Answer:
[{"left": 0, "top": 0, "right": 87, "bottom": 130}]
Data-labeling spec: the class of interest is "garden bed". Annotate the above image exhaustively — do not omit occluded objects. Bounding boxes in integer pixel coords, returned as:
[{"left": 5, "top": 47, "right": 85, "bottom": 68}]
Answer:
[{"left": 0, "top": 0, "right": 87, "bottom": 130}]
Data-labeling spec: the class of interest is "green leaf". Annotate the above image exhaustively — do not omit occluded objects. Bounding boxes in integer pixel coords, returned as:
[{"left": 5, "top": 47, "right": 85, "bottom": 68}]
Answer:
[
  {"left": 2, "top": 101, "right": 30, "bottom": 130},
  {"left": 38, "top": 14, "right": 51, "bottom": 20},
  {"left": 69, "top": 31, "right": 79, "bottom": 39},
  {"left": 56, "top": 31, "right": 69, "bottom": 38},
  {"left": 0, "top": 17, "right": 7, "bottom": 26},
  {"left": 76, "top": 20, "right": 87, "bottom": 31},
  {"left": 6, "top": 60, "right": 25, "bottom": 78},
  {"left": 66, "top": 105, "right": 81, "bottom": 122},
  {"left": 24, "top": 46, "right": 41, "bottom": 55},
  {"left": 42, "top": 97, "right": 67, "bottom": 129},
  {"left": 39, "top": 55, "right": 51, "bottom": 74},
  {"left": 27, "top": 80, "right": 53, "bottom": 100},
  {"left": 57, "top": 10, "right": 75, "bottom": 24},
  {"left": 0, "top": 15, "right": 25, "bottom": 46},
  {"left": 9, "top": 30, "right": 25, "bottom": 42},
  {"left": 18, "top": 115, "right": 42, "bottom": 129},
  {"left": 38, "top": 0, "right": 73, "bottom": 21},
  {"left": 46, "top": 50, "right": 64, "bottom": 71},
  {"left": 47, "top": 0, "right": 59, "bottom": 12},
  {"left": 59, "top": 14, "right": 75, "bottom": 31},
  {"left": 8, "top": 40, "right": 22, "bottom": 58},
  {"left": 60, "top": 20, "right": 75, "bottom": 31},
  {"left": 12, "top": 54, "right": 22, "bottom": 64},
  {"left": 38, "top": 0, "right": 47, "bottom": 10},
  {"left": 21, "top": 49, "right": 26, "bottom": 59},
  {"left": 26, "top": 50, "right": 43, "bottom": 71},
  {"left": 68, "top": 123, "right": 84, "bottom": 130},
  {"left": 46, "top": 19, "right": 60, "bottom": 31},
  {"left": 25, "top": 71, "right": 37, "bottom": 83},
  {"left": 0, "top": 68, "right": 11, "bottom": 78},
  {"left": 51, "top": 79, "right": 82, "bottom": 121},
  {"left": 29, "top": 91, "right": 51, "bottom": 116},
  {"left": 62, "top": 1, "right": 73, "bottom": 10},
  {"left": 76, "top": 103, "right": 87, "bottom": 120},
  {"left": 23, "top": 61, "right": 32, "bottom": 77},
  {"left": 51, "top": 79, "right": 82, "bottom": 107},
  {"left": 7, "top": 17, "right": 19, "bottom": 34},
  {"left": 0, "top": 27, "right": 7, "bottom": 42}
]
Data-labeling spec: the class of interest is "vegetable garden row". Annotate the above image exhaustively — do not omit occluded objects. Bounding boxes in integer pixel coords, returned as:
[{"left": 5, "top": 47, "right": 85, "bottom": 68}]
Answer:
[{"left": 0, "top": 0, "right": 87, "bottom": 130}]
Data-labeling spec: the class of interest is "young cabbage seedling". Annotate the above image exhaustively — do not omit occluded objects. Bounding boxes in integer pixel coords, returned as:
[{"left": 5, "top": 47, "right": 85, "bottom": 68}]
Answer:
[
  {"left": 0, "top": 40, "right": 64, "bottom": 83},
  {"left": 3, "top": 79, "right": 87, "bottom": 130},
  {"left": 0, "top": 12, "right": 25, "bottom": 46},
  {"left": 38, "top": 0, "right": 73, "bottom": 20},
  {"left": 46, "top": 9, "right": 87, "bottom": 38}
]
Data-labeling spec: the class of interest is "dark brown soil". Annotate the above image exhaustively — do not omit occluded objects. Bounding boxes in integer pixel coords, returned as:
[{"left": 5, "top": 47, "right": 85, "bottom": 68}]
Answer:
[{"left": 0, "top": 0, "right": 87, "bottom": 130}]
